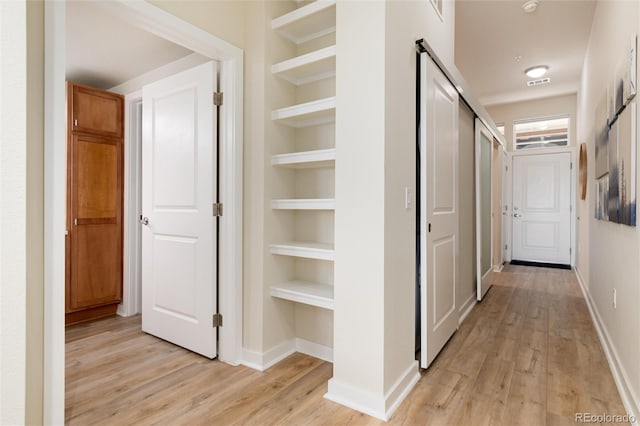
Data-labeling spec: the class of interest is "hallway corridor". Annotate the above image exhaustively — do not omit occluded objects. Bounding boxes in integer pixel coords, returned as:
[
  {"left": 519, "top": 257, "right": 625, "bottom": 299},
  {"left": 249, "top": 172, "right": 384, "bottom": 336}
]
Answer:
[{"left": 65, "top": 265, "right": 626, "bottom": 425}]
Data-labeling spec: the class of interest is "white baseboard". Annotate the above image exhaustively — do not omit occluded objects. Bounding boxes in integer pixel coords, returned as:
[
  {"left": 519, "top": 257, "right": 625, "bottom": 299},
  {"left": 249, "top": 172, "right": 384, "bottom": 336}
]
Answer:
[
  {"left": 241, "top": 338, "right": 333, "bottom": 371},
  {"left": 574, "top": 267, "right": 639, "bottom": 425},
  {"left": 384, "top": 361, "right": 421, "bottom": 419},
  {"left": 241, "top": 339, "right": 295, "bottom": 372},
  {"left": 493, "top": 263, "right": 504, "bottom": 272},
  {"left": 295, "top": 338, "right": 333, "bottom": 363},
  {"left": 325, "top": 361, "right": 420, "bottom": 421},
  {"left": 458, "top": 294, "right": 477, "bottom": 325}
]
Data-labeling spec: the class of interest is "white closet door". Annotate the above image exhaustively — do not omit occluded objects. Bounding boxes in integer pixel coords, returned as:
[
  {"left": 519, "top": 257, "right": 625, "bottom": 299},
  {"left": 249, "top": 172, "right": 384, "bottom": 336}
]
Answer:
[
  {"left": 420, "top": 54, "right": 460, "bottom": 369},
  {"left": 475, "top": 120, "right": 493, "bottom": 301}
]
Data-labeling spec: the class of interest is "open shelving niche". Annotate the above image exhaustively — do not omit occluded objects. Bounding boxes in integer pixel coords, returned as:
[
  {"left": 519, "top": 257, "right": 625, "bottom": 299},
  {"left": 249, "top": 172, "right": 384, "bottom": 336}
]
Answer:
[{"left": 270, "top": 0, "right": 336, "bottom": 313}]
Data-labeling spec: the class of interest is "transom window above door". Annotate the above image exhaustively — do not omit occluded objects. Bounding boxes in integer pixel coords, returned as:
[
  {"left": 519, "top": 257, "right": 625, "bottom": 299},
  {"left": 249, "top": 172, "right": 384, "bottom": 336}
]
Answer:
[{"left": 514, "top": 115, "right": 569, "bottom": 150}]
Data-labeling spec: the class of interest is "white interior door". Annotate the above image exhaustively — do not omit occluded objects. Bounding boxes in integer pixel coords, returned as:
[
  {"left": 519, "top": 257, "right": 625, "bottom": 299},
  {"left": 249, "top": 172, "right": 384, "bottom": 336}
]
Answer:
[
  {"left": 141, "top": 61, "right": 218, "bottom": 358},
  {"left": 512, "top": 152, "right": 571, "bottom": 265},
  {"left": 475, "top": 120, "right": 493, "bottom": 301},
  {"left": 420, "top": 54, "right": 459, "bottom": 369}
]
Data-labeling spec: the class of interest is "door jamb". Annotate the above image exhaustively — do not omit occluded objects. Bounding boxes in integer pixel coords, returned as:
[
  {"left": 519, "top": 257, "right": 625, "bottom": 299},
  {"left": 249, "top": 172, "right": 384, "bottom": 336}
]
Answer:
[
  {"left": 43, "top": 2, "right": 244, "bottom": 423},
  {"left": 118, "top": 93, "right": 143, "bottom": 318}
]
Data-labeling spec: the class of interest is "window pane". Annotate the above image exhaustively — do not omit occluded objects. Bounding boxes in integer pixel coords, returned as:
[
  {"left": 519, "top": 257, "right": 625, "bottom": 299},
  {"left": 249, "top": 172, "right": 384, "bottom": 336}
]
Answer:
[{"left": 514, "top": 116, "right": 569, "bottom": 150}]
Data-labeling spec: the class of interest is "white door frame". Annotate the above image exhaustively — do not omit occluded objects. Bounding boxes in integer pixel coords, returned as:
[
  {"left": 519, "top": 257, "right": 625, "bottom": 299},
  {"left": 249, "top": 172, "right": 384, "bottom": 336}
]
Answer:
[
  {"left": 119, "top": 93, "right": 143, "bottom": 318},
  {"left": 507, "top": 146, "right": 576, "bottom": 266},
  {"left": 43, "top": 1, "right": 244, "bottom": 423}
]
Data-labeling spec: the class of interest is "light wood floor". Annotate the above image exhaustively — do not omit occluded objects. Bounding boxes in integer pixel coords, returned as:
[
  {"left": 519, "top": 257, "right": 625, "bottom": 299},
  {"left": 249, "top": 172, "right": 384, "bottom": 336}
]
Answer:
[{"left": 66, "top": 265, "right": 626, "bottom": 425}]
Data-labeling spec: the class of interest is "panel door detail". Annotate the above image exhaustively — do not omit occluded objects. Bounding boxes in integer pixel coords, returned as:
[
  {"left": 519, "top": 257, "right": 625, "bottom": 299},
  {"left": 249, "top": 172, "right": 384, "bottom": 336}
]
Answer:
[
  {"left": 512, "top": 153, "right": 571, "bottom": 264},
  {"left": 475, "top": 122, "right": 493, "bottom": 301},
  {"left": 141, "top": 61, "right": 218, "bottom": 359},
  {"left": 69, "top": 134, "right": 123, "bottom": 310},
  {"left": 71, "top": 83, "right": 124, "bottom": 138},
  {"left": 420, "top": 54, "right": 460, "bottom": 369}
]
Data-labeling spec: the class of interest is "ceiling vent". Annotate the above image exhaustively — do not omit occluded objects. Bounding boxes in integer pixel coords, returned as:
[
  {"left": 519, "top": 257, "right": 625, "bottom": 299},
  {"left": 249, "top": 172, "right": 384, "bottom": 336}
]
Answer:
[{"left": 527, "top": 77, "right": 551, "bottom": 87}]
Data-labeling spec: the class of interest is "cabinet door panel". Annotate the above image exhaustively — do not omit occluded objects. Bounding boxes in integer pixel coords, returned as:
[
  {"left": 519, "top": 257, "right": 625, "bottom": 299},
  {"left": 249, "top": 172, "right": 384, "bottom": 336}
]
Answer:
[
  {"left": 68, "top": 133, "right": 123, "bottom": 311},
  {"left": 70, "top": 83, "right": 124, "bottom": 138},
  {"left": 71, "top": 224, "right": 122, "bottom": 309}
]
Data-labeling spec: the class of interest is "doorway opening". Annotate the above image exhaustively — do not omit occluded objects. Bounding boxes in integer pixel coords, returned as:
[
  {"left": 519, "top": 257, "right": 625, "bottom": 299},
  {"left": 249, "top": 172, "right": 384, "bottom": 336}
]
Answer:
[{"left": 44, "top": 2, "right": 243, "bottom": 422}]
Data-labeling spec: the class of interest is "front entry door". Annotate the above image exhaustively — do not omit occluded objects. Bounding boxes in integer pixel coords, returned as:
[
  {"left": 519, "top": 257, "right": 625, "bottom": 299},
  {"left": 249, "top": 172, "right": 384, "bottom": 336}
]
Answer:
[
  {"left": 141, "top": 61, "right": 218, "bottom": 358},
  {"left": 512, "top": 152, "right": 571, "bottom": 265},
  {"left": 419, "top": 54, "right": 460, "bottom": 368}
]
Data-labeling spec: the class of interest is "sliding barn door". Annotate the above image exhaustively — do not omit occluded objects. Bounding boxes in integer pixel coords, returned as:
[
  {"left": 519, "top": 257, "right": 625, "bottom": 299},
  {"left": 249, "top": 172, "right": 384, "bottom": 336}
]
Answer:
[
  {"left": 419, "top": 54, "right": 460, "bottom": 368},
  {"left": 475, "top": 120, "right": 493, "bottom": 300}
]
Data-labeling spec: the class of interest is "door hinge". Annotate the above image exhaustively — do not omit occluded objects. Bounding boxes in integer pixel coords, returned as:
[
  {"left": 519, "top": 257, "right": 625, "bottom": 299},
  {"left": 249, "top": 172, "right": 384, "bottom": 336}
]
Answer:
[
  {"left": 570, "top": 162, "right": 573, "bottom": 170},
  {"left": 213, "top": 92, "right": 223, "bottom": 106},
  {"left": 213, "top": 203, "right": 223, "bottom": 217},
  {"left": 569, "top": 247, "right": 572, "bottom": 254},
  {"left": 505, "top": 244, "right": 508, "bottom": 250},
  {"left": 212, "top": 313, "right": 223, "bottom": 327}
]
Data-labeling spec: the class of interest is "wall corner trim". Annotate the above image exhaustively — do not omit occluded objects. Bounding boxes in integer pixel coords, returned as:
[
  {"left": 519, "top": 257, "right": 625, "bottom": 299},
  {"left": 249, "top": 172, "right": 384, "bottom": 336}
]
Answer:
[
  {"left": 240, "top": 339, "right": 334, "bottom": 372},
  {"left": 458, "top": 294, "right": 477, "bottom": 325},
  {"left": 324, "top": 362, "right": 420, "bottom": 421},
  {"left": 575, "top": 267, "right": 640, "bottom": 424}
]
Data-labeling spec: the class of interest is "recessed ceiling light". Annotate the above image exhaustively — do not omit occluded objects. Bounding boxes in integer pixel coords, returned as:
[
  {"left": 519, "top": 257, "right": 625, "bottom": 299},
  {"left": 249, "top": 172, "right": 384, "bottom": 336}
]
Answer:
[
  {"left": 522, "top": 0, "right": 538, "bottom": 13},
  {"left": 525, "top": 65, "right": 548, "bottom": 78}
]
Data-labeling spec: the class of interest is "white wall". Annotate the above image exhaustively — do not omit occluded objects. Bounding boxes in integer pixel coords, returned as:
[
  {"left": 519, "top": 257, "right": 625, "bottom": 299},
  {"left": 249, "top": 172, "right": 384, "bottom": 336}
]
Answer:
[
  {"left": 576, "top": 0, "right": 640, "bottom": 417},
  {"left": 1, "top": 1, "right": 28, "bottom": 423},
  {"left": 333, "top": 0, "right": 387, "bottom": 400},
  {"left": 26, "top": 1, "right": 44, "bottom": 423},
  {"left": 486, "top": 93, "right": 577, "bottom": 152},
  {"left": 330, "top": 0, "right": 455, "bottom": 418},
  {"left": 1, "top": 1, "right": 45, "bottom": 423}
]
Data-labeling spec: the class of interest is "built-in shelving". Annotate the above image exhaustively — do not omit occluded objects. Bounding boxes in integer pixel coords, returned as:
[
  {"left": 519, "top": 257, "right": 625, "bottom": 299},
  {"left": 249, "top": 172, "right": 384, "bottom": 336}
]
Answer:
[
  {"left": 271, "top": 198, "right": 335, "bottom": 210},
  {"left": 271, "top": 0, "right": 336, "bottom": 44},
  {"left": 267, "top": 0, "right": 336, "bottom": 357},
  {"left": 272, "top": 97, "right": 335, "bottom": 128},
  {"left": 272, "top": 148, "right": 336, "bottom": 169},
  {"left": 272, "top": 45, "right": 336, "bottom": 85},
  {"left": 270, "top": 241, "right": 335, "bottom": 261},
  {"left": 270, "top": 281, "right": 334, "bottom": 310}
]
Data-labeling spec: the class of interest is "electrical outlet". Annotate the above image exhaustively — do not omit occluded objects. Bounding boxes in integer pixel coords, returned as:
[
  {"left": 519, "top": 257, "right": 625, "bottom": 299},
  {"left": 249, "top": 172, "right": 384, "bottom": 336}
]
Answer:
[{"left": 613, "top": 288, "right": 617, "bottom": 309}]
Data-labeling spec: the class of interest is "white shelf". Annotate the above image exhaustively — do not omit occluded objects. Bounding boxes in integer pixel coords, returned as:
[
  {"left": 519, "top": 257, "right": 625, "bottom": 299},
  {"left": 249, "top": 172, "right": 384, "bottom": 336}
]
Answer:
[
  {"left": 270, "top": 281, "right": 334, "bottom": 310},
  {"left": 271, "top": 198, "right": 335, "bottom": 210},
  {"left": 272, "top": 46, "right": 336, "bottom": 86},
  {"left": 272, "top": 148, "right": 336, "bottom": 169},
  {"left": 271, "top": 0, "right": 336, "bottom": 44},
  {"left": 270, "top": 241, "right": 335, "bottom": 261},
  {"left": 272, "top": 97, "right": 335, "bottom": 128}
]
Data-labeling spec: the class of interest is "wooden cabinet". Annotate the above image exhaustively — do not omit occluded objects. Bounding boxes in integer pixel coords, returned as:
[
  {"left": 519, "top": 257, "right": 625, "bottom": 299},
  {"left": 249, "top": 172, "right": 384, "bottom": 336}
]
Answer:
[{"left": 66, "top": 82, "right": 124, "bottom": 325}]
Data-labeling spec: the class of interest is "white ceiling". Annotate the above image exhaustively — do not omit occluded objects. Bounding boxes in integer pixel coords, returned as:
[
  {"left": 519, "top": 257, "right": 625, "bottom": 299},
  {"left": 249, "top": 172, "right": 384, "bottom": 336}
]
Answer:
[
  {"left": 455, "top": 0, "right": 596, "bottom": 106},
  {"left": 66, "top": 1, "right": 193, "bottom": 90}
]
